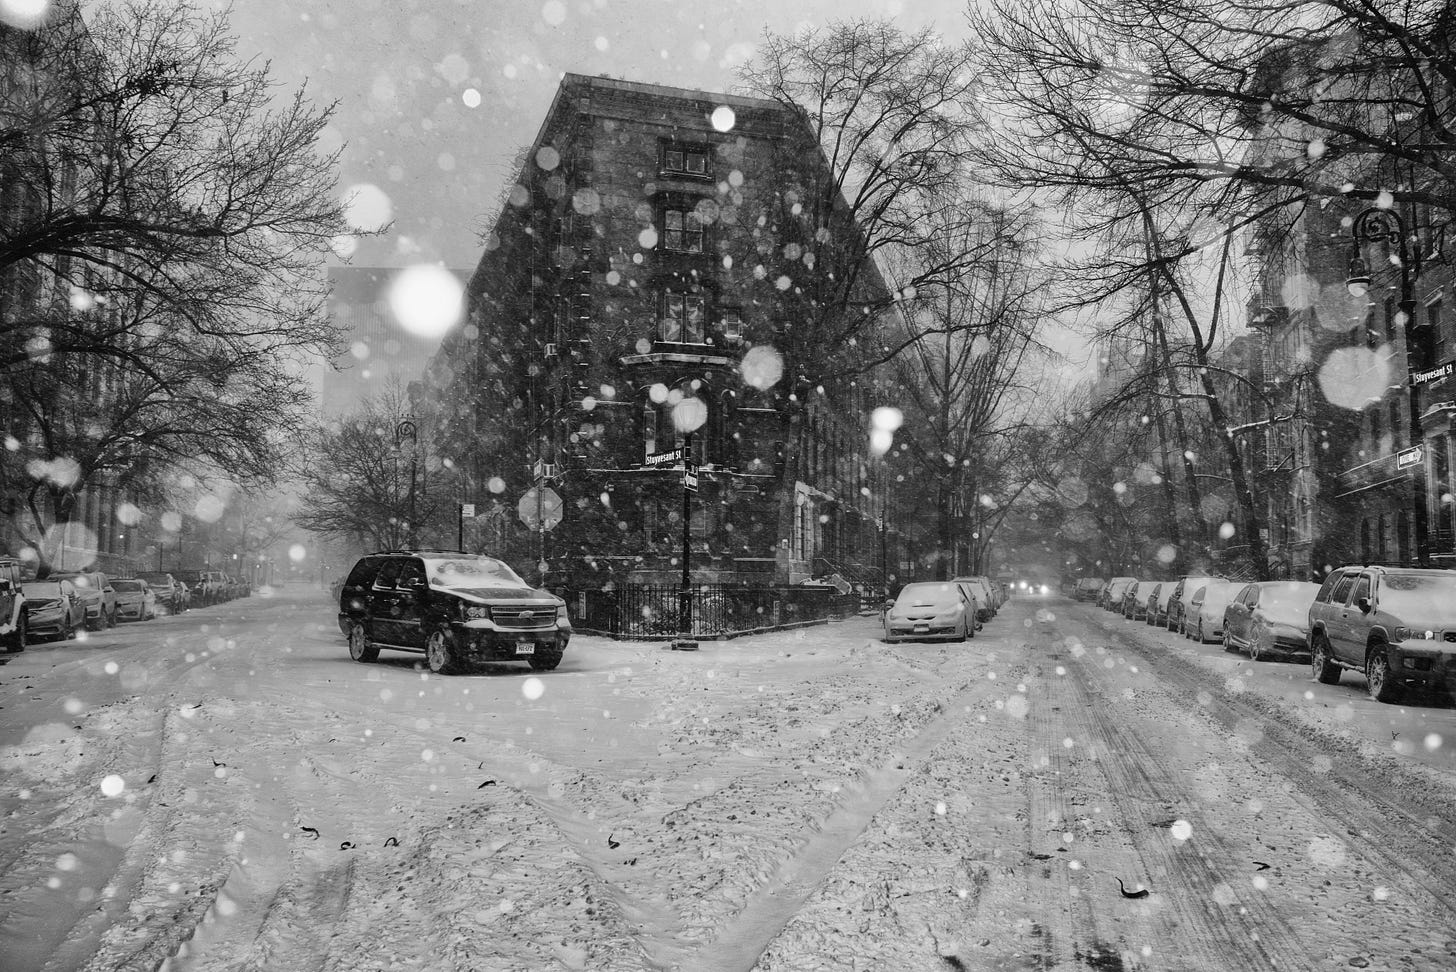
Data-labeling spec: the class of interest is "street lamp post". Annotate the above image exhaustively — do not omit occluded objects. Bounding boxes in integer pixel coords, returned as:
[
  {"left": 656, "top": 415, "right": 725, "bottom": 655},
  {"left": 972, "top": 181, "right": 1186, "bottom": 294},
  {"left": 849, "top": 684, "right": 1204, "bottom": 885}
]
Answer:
[
  {"left": 395, "top": 420, "right": 418, "bottom": 548},
  {"left": 1346, "top": 206, "right": 1429, "bottom": 565}
]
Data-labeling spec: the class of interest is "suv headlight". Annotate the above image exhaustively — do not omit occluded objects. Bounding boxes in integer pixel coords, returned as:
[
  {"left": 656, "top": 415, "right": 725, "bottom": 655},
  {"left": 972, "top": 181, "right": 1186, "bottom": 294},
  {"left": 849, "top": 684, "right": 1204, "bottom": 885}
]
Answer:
[
  {"left": 556, "top": 604, "right": 569, "bottom": 622},
  {"left": 1393, "top": 626, "right": 1411, "bottom": 643},
  {"left": 463, "top": 605, "right": 489, "bottom": 620}
]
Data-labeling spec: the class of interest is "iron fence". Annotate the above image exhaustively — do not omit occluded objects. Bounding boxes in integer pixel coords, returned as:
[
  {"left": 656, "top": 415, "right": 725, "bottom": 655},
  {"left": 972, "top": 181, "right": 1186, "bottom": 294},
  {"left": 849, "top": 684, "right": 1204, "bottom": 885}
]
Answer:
[{"left": 557, "top": 584, "right": 860, "bottom": 640}]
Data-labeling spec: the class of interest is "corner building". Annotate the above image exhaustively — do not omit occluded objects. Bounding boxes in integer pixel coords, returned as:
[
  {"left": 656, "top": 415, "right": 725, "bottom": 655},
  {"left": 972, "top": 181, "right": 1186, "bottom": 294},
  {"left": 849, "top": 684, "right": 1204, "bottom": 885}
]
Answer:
[{"left": 432, "top": 74, "right": 899, "bottom": 589}]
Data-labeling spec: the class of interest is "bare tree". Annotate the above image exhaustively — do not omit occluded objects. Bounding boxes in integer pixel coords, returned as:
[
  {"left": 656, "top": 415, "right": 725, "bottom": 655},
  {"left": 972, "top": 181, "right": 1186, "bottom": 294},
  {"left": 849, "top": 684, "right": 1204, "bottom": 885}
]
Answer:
[
  {"left": 738, "top": 21, "right": 1024, "bottom": 580},
  {"left": 292, "top": 388, "right": 452, "bottom": 554}
]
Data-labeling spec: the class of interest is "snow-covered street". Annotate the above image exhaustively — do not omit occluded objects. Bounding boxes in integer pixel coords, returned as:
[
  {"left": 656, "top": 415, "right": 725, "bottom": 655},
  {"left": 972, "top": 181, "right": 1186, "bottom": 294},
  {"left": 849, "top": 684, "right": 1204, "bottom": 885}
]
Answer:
[{"left": 4, "top": 590, "right": 1456, "bottom": 971}]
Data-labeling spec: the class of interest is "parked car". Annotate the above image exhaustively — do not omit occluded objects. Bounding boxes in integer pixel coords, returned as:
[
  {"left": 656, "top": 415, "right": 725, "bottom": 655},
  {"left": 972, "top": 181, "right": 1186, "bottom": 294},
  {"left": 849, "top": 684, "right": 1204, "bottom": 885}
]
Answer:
[
  {"left": 884, "top": 581, "right": 975, "bottom": 643},
  {"left": 1308, "top": 566, "right": 1456, "bottom": 703},
  {"left": 20, "top": 580, "right": 86, "bottom": 640},
  {"left": 139, "top": 572, "right": 183, "bottom": 614},
  {"left": 951, "top": 576, "right": 996, "bottom": 622},
  {"left": 1167, "top": 575, "right": 1223, "bottom": 632},
  {"left": 205, "top": 571, "right": 230, "bottom": 602},
  {"left": 112, "top": 579, "right": 158, "bottom": 622},
  {"left": 1072, "top": 577, "right": 1106, "bottom": 602},
  {"left": 1183, "top": 580, "right": 1241, "bottom": 643},
  {"left": 1100, "top": 576, "right": 1136, "bottom": 610},
  {"left": 1223, "top": 580, "right": 1322, "bottom": 660},
  {"left": 338, "top": 550, "right": 572, "bottom": 674},
  {"left": 1147, "top": 581, "right": 1180, "bottom": 626},
  {"left": 1122, "top": 581, "right": 1156, "bottom": 620},
  {"left": 49, "top": 571, "right": 117, "bottom": 630},
  {"left": 171, "top": 570, "right": 211, "bottom": 605},
  {"left": 1, "top": 558, "right": 28, "bottom": 652}
]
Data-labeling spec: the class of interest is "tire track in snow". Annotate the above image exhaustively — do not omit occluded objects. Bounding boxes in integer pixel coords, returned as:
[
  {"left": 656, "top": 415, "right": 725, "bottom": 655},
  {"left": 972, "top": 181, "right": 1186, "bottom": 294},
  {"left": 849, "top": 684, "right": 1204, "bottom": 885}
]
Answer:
[
  {"left": 1076, "top": 605, "right": 1456, "bottom": 925},
  {"left": 674, "top": 678, "right": 989, "bottom": 972},
  {"left": 1043, "top": 638, "right": 1308, "bottom": 971}
]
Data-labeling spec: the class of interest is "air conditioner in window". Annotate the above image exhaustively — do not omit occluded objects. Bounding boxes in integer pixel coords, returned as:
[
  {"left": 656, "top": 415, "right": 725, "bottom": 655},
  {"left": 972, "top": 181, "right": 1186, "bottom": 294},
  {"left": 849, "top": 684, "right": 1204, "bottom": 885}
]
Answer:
[{"left": 543, "top": 342, "right": 558, "bottom": 357}]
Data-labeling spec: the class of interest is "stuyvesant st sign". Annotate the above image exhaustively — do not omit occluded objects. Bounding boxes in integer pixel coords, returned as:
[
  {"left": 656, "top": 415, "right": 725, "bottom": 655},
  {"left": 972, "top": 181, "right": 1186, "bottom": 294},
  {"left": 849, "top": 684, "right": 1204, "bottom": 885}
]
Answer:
[{"left": 1411, "top": 360, "right": 1455, "bottom": 386}]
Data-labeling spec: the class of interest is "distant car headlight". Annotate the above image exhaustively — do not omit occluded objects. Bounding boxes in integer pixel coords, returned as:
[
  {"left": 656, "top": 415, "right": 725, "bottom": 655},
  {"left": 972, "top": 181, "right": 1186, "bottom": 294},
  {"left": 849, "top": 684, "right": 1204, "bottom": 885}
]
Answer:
[{"left": 1039, "top": 584, "right": 1049, "bottom": 594}]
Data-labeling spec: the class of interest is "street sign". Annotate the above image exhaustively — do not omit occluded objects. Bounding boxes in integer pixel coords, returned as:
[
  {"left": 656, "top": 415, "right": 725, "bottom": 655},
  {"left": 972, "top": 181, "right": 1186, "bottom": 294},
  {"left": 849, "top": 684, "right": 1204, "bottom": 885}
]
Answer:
[
  {"left": 646, "top": 449, "right": 683, "bottom": 467},
  {"left": 1412, "top": 360, "right": 1455, "bottom": 386},
  {"left": 461, "top": 503, "right": 475, "bottom": 518},
  {"left": 683, "top": 471, "right": 698, "bottom": 492},
  {"left": 517, "top": 486, "right": 563, "bottom": 530},
  {"left": 1397, "top": 446, "right": 1424, "bottom": 469}
]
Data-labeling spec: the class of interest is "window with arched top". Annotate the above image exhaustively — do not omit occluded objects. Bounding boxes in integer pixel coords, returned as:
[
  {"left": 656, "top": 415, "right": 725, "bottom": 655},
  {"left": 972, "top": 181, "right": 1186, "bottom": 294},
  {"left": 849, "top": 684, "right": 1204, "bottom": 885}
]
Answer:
[{"left": 641, "top": 381, "right": 714, "bottom": 465}]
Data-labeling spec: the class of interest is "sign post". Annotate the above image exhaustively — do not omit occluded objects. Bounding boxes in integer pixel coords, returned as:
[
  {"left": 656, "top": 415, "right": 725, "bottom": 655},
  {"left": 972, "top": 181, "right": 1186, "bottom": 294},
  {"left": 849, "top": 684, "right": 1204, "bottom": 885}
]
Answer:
[
  {"left": 517, "top": 484, "right": 562, "bottom": 585},
  {"left": 673, "top": 436, "right": 697, "bottom": 651},
  {"left": 458, "top": 503, "right": 475, "bottom": 551}
]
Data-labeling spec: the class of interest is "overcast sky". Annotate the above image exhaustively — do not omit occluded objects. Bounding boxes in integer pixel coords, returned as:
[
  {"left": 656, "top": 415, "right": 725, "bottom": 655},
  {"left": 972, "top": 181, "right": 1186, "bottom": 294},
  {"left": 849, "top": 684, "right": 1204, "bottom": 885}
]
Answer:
[{"left": 222, "top": 0, "right": 973, "bottom": 271}]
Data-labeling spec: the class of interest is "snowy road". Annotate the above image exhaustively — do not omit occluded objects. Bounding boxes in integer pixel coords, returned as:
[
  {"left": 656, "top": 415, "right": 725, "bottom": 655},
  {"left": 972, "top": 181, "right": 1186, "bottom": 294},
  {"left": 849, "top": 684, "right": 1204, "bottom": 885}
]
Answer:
[{"left": 3, "top": 590, "right": 1456, "bottom": 971}]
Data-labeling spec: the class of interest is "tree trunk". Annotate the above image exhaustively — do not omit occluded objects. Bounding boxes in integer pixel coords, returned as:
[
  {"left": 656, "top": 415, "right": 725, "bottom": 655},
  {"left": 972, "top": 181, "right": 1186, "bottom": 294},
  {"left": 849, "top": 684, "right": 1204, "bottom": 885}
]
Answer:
[{"left": 1198, "top": 372, "right": 1270, "bottom": 581}]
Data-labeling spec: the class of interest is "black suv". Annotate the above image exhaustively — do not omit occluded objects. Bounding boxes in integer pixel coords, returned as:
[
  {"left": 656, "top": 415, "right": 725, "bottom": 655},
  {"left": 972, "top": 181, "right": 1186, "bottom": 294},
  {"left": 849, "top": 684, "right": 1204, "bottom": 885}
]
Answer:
[
  {"left": 1307, "top": 565, "right": 1456, "bottom": 704},
  {"left": 337, "top": 550, "right": 571, "bottom": 674}
]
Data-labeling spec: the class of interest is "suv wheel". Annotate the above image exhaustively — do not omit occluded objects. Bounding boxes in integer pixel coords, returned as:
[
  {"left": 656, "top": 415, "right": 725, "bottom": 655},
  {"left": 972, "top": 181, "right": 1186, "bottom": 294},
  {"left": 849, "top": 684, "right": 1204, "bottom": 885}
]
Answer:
[
  {"left": 426, "top": 629, "right": 461, "bottom": 675},
  {"left": 529, "top": 646, "right": 563, "bottom": 671},
  {"left": 1311, "top": 634, "right": 1340, "bottom": 685},
  {"left": 348, "top": 623, "right": 379, "bottom": 663},
  {"left": 1365, "top": 645, "right": 1403, "bottom": 704}
]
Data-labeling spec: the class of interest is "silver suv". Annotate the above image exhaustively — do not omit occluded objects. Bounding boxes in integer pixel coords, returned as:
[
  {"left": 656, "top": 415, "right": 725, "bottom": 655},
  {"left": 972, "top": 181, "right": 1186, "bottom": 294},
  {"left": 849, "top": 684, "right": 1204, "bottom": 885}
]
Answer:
[{"left": 1308, "top": 566, "right": 1456, "bottom": 704}]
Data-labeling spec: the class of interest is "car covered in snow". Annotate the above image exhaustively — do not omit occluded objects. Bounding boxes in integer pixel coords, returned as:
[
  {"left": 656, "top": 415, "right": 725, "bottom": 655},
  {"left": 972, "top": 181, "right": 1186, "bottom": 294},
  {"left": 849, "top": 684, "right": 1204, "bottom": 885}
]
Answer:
[
  {"left": 1072, "top": 577, "right": 1105, "bottom": 601},
  {"left": 49, "top": 571, "right": 117, "bottom": 630},
  {"left": 1120, "top": 580, "right": 1154, "bottom": 620},
  {"left": 1308, "top": 566, "right": 1456, "bottom": 703},
  {"left": 1147, "top": 581, "right": 1180, "bottom": 627},
  {"left": 1167, "top": 575, "right": 1223, "bottom": 633},
  {"left": 883, "top": 581, "right": 975, "bottom": 643},
  {"left": 337, "top": 549, "right": 571, "bottom": 674},
  {"left": 1222, "top": 580, "right": 1321, "bottom": 660},
  {"left": 20, "top": 580, "right": 86, "bottom": 640},
  {"left": 112, "top": 578, "right": 158, "bottom": 622},
  {"left": 951, "top": 575, "right": 996, "bottom": 622},
  {"left": 1100, "top": 576, "right": 1136, "bottom": 610},
  {"left": 1183, "top": 580, "right": 1241, "bottom": 643},
  {"left": 139, "top": 572, "right": 184, "bottom": 614}
]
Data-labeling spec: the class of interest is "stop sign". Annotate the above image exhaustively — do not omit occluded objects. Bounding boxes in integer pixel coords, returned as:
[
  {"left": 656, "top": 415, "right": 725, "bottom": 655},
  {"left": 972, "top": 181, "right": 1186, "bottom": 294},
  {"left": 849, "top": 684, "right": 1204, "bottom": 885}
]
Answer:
[{"left": 517, "top": 486, "right": 563, "bottom": 531}]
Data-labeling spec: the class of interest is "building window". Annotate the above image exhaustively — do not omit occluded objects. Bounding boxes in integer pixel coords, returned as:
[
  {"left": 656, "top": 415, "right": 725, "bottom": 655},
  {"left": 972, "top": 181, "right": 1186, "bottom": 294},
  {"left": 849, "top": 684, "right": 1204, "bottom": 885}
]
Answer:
[
  {"left": 660, "top": 292, "right": 705, "bottom": 343},
  {"left": 1360, "top": 519, "right": 1371, "bottom": 564},
  {"left": 662, "top": 142, "right": 709, "bottom": 177},
  {"left": 1389, "top": 399, "right": 1403, "bottom": 448},
  {"left": 1377, "top": 514, "right": 1388, "bottom": 561},
  {"left": 662, "top": 208, "right": 704, "bottom": 252},
  {"left": 720, "top": 308, "right": 742, "bottom": 342}
]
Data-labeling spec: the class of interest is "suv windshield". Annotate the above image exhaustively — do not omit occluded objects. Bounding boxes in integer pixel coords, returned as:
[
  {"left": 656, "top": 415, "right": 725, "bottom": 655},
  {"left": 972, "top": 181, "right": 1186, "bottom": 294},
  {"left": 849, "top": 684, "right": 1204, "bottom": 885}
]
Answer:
[
  {"left": 1380, "top": 573, "right": 1456, "bottom": 621},
  {"left": 424, "top": 557, "right": 527, "bottom": 589}
]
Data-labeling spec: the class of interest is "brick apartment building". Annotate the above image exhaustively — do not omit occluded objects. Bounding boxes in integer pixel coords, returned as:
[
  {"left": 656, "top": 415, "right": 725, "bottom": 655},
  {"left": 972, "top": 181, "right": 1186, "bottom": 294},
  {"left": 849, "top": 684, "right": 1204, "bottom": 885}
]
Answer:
[{"left": 423, "top": 74, "right": 909, "bottom": 589}]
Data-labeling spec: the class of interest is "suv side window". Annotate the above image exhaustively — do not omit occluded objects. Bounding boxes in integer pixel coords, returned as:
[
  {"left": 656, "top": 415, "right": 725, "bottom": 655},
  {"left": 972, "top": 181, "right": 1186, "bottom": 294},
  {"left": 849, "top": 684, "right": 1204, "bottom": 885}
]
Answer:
[
  {"left": 396, "top": 560, "right": 425, "bottom": 590},
  {"left": 1316, "top": 571, "right": 1345, "bottom": 603},
  {"left": 1330, "top": 573, "right": 1357, "bottom": 606},
  {"left": 1351, "top": 575, "right": 1372, "bottom": 605},
  {"left": 345, "top": 558, "right": 381, "bottom": 589},
  {"left": 372, "top": 559, "right": 402, "bottom": 590}
]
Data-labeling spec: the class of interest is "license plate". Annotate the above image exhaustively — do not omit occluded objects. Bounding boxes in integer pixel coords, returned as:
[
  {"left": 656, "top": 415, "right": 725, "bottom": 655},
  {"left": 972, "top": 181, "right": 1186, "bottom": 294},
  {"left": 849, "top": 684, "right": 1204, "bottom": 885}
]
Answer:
[
  {"left": 515, "top": 643, "right": 535, "bottom": 655},
  {"left": 913, "top": 624, "right": 930, "bottom": 633}
]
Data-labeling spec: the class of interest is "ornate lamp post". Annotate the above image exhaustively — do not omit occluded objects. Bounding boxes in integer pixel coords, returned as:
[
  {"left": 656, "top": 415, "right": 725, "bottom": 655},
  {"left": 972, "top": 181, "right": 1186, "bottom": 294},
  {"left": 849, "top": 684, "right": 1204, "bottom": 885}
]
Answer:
[{"left": 1345, "top": 206, "right": 1429, "bottom": 565}]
